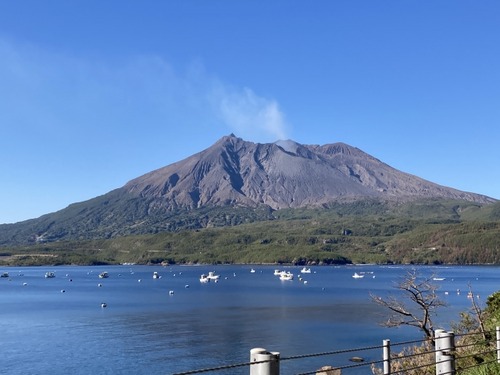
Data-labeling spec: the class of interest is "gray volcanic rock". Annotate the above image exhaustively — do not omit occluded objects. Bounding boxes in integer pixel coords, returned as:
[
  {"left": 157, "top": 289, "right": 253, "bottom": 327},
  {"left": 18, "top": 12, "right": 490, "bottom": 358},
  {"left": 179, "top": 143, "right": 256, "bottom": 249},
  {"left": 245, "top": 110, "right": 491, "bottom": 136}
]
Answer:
[
  {"left": 0, "top": 134, "right": 495, "bottom": 245},
  {"left": 123, "top": 134, "right": 494, "bottom": 211}
]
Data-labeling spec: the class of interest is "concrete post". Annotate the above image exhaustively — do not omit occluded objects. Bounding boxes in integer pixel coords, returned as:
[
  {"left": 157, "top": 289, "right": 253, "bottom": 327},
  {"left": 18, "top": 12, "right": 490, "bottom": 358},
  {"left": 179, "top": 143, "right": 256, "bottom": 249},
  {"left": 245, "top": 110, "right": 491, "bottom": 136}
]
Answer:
[
  {"left": 435, "top": 329, "right": 455, "bottom": 375},
  {"left": 383, "top": 339, "right": 391, "bottom": 375},
  {"left": 250, "top": 348, "right": 280, "bottom": 375},
  {"left": 496, "top": 326, "right": 500, "bottom": 364}
]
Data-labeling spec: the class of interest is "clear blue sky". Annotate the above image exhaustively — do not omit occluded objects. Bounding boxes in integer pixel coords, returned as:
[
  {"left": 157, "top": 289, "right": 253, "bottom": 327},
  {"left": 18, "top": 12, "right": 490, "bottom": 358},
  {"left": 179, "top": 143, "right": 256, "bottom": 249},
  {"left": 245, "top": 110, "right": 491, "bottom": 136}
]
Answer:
[{"left": 1, "top": 1, "right": 499, "bottom": 224}]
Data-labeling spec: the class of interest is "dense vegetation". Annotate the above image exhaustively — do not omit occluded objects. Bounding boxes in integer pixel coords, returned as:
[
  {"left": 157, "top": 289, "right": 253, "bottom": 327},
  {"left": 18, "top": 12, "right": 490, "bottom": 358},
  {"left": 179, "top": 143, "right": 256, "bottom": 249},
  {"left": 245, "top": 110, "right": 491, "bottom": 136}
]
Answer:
[
  {"left": 0, "top": 198, "right": 498, "bottom": 267},
  {"left": 371, "top": 271, "right": 500, "bottom": 374}
]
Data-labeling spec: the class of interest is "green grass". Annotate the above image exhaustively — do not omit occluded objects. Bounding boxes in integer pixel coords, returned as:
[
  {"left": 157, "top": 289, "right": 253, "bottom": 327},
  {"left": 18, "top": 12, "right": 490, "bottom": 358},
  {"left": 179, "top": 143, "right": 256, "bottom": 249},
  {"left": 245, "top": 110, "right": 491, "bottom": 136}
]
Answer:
[{"left": 1, "top": 199, "right": 498, "bottom": 266}]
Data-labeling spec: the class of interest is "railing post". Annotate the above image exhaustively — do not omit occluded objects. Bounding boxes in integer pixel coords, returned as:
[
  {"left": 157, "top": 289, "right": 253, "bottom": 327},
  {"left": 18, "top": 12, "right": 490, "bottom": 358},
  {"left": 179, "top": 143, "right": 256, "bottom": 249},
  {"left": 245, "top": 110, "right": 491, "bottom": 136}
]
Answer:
[
  {"left": 496, "top": 326, "right": 500, "bottom": 364},
  {"left": 250, "top": 348, "right": 280, "bottom": 375},
  {"left": 435, "top": 329, "right": 455, "bottom": 375},
  {"left": 383, "top": 339, "right": 391, "bottom": 375}
]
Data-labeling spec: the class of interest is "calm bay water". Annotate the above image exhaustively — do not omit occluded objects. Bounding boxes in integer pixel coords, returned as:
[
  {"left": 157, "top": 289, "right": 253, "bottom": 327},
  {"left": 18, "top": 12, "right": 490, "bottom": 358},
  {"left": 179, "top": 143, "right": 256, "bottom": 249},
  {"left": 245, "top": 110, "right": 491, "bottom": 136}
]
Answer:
[{"left": 1, "top": 264, "right": 499, "bottom": 374}]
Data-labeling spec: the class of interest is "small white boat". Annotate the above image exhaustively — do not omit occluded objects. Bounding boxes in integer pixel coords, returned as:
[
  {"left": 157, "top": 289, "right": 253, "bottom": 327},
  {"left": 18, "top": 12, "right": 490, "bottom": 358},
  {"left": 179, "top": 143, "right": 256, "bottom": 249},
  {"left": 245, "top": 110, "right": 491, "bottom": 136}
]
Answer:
[
  {"left": 199, "top": 274, "right": 210, "bottom": 283},
  {"left": 352, "top": 272, "right": 364, "bottom": 279},
  {"left": 250, "top": 269, "right": 256, "bottom": 273},
  {"left": 45, "top": 272, "right": 56, "bottom": 278},
  {"left": 300, "top": 267, "right": 311, "bottom": 274},
  {"left": 207, "top": 271, "right": 220, "bottom": 281},
  {"left": 279, "top": 271, "right": 294, "bottom": 281},
  {"left": 433, "top": 277, "right": 445, "bottom": 281},
  {"left": 274, "top": 269, "right": 282, "bottom": 276},
  {"left": 153, "top": 272, "right": 160, "bottom": 279},
  {"left": 98, "top": 272, "right": 109, "bottom": 279}
]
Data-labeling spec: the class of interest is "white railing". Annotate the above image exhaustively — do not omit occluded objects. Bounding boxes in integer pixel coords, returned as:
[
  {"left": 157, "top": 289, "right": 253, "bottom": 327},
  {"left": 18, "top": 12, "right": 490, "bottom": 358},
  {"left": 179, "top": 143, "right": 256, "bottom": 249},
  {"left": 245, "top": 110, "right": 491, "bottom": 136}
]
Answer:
[{"left": 172, "top": 327, "right": 500, "bottom": 375}]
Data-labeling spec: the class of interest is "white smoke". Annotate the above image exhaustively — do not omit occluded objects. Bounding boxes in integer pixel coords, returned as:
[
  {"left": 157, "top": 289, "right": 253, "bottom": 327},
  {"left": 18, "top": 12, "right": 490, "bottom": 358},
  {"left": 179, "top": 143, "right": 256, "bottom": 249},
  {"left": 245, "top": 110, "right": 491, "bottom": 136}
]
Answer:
[
  {"left": 214, "top": 85, "right": 289, "bottom": 142},
  {"left": 0, "top": 38, "right": 290, "bottom": 145}
]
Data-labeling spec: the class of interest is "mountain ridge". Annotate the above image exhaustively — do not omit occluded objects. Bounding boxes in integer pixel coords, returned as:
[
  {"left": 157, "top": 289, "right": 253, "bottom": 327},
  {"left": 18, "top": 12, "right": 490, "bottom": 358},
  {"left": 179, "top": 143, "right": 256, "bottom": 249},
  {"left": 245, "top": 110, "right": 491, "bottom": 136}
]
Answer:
[
  {"left": 0, "top": 134, "right": 495, "bottom": 246},
  {"left": 123, "top": 134, "right": 494, "bottom": 209}
]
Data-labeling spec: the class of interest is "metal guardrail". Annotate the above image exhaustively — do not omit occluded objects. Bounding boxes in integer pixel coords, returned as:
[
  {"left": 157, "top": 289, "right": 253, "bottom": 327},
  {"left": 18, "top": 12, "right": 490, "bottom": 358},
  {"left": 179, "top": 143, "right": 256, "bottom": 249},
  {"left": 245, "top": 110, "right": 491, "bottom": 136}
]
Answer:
[{"left": 172, "top": 328, "right": 500, "bottom": 375}]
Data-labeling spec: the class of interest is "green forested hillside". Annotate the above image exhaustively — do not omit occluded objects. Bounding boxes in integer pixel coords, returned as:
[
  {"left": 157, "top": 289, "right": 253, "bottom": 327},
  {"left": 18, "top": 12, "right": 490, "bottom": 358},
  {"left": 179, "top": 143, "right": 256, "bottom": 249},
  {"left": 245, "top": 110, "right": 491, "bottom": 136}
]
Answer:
[{"left": 1, "top": 199, "right": 498, "bottom": 266}]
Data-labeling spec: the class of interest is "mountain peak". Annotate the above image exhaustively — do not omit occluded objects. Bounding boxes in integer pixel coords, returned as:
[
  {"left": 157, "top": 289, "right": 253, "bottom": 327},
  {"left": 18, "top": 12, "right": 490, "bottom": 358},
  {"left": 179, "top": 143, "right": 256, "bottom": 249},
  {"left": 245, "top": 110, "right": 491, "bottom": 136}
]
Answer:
[
  {"left": 123, "top": 136, "right": 495, "bottom": 210},
  {"left": 0, "top": 135, "right": 495, "bottom": 245},
  {"left": 274, "top": 139, "right": 300, "bottom": 154}
]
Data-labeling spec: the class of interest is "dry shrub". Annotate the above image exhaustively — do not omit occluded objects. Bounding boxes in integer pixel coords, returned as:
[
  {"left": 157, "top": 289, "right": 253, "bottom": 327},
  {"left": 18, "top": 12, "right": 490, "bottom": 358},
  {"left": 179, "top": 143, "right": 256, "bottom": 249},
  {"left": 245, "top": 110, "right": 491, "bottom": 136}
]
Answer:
[{"left": 371, "top": 342, "right": 435, "bottom": 375}]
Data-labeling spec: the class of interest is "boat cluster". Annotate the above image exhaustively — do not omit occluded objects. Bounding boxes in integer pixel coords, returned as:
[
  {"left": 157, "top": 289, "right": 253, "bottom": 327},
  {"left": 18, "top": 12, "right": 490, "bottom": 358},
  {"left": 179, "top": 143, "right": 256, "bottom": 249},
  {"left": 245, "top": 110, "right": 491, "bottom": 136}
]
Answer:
[
  {"left": 199, "top": 271, "right": 220, "bottom": 283},
  {"left": 1, "top": 271, "right": 57, "bottom": 282},
  {"left": 2, "top": 268, "right": 187, "bottom": 309},
  {"left": 274, "top": 269, "right": 294, "bottom": 280},
  {"left": 274, "top": 267, "right": 314, "bottom": 280}
]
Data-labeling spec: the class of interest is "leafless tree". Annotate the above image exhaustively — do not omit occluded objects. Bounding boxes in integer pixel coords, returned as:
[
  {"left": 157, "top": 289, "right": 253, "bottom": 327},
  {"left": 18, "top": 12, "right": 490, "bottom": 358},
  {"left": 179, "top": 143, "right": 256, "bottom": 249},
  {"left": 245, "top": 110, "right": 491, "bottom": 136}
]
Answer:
[
  {"left": 462, "top": 282, "right": 488, "bottom": 341},
  {"left": 371, "top": 269, "right": 447, "bottom": 343}
]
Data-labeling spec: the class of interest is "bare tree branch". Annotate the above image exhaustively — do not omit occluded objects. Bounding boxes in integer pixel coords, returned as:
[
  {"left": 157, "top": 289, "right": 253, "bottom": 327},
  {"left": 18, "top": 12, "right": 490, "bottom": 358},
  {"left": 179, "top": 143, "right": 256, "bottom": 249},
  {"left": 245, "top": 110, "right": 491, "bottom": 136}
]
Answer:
[
  {"left": 371, "top": 269, "right": 446, "bottom": 343},
  {"left": 467, "top": 282, "right": 487, "bottom": 341}
]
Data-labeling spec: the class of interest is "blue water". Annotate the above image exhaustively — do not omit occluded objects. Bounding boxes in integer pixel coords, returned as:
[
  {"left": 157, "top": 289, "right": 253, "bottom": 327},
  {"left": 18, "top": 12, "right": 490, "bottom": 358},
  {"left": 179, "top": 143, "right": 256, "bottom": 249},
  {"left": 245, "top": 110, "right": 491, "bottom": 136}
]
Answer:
[{"left": 1, "top": 264, "right": 498, "bottom": 374}]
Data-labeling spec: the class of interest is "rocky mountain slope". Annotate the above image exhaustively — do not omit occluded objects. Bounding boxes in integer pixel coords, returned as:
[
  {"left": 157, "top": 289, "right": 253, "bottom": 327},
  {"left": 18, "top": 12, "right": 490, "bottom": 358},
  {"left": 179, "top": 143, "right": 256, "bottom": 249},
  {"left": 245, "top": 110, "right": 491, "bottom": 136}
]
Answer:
[
  {"left": 0, "top": 134, "right": 495, "bottom": 245},
  {"left": 125, "top": 134, "right": 493, "bottom": 209}
]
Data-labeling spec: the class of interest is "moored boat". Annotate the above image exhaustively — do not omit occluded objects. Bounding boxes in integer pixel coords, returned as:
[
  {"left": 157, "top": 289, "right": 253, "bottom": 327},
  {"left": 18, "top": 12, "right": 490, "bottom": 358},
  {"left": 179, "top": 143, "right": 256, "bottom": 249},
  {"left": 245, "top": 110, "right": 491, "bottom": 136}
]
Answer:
[
  {"left": 98, "top": 272, "right": 109, "bottom": 279},
  {"left": 45, "top": 272, "right": 55, "bottom": 278},
  {"left": 199, "top": 274, "right": 209, "bottom": 283},
  {"left": 207, "top": 271, "right": 220, "bottom": 281},
  {"left": 279, "top": 271, "right": 294, "bottom": 281}
]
